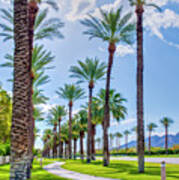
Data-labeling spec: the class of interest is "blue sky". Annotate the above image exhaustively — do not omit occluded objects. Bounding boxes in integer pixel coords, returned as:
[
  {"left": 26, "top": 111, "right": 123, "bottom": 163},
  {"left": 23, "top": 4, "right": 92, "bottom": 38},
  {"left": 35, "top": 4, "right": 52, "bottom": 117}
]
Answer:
[{"left": 0, "top": 0, "right": 179, "bottom": 149}]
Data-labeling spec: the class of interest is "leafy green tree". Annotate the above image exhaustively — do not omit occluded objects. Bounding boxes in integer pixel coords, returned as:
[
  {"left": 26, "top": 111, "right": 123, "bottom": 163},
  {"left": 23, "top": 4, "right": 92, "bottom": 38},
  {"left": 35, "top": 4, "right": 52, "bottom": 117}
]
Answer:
[
  {"left": 147, "top": 123, "right": 158, "bottom": 153},
  {"left": 160, "top": 117, "right": 174, "bottom": 154},
  {"left": 0, "top": 87, "right": 12, "bottom": 143},
  {"left": 129, "top": 0, "right": 161, "bottom": 172},
  {"left": 81, "top": 7, "right": 134, "bottom": 166},
  {"left": 56, "top": 84, "right": 85, "bottom": 159}
]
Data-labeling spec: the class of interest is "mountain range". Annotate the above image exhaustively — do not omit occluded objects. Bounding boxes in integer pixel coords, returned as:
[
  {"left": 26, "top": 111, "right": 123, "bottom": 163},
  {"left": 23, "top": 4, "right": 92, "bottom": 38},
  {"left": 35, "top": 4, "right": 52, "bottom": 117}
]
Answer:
[{"left": 119, "top": 133, "right": 179, "bottom": 149}]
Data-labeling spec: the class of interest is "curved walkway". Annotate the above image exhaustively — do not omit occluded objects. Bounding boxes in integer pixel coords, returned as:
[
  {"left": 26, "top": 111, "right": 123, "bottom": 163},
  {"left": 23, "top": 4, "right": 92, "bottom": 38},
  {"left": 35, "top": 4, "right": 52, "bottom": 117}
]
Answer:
[{"left": 44, "top": 162, "right": 119, "bottom": 180}]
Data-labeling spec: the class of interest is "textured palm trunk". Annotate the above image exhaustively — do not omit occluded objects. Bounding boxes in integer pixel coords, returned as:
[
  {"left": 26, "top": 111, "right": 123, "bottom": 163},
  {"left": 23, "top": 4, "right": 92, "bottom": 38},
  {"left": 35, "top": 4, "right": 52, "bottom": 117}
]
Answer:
[
  {"left": 61, "top": 141, "right": 64, "bottom": 158},
  {"left": 103, "top": 43, "right": 116, "bottom": 166},
  {"left": 87, "top": 85, "right": 93, "bottom": 163},
  {"left": 148, "top": 131, "right": 151, "bottom": 153},
  {"left": 91, "top": 124, "right": 96, "bottom": 160},
  {"left": 80, "top": 131, "right": 84, "bottom": 160},
  {"left": 10, "top": 0, "right": 30, "bottom": 179},
  {"left": 27, "top": 2, "right": 38, "bottom": 178},
  {"left": 68, "top": 102, "right": 73, "bottom": 159},
  {"left": 136, "top": 5, "right": 145, "bottom": 173},
  {"left": 53, "top": 124, "right": 57, "bottom": 158},
  {"left": 73, "top": 138, "right": 77, "bottom": 160},
  {"left": 165, "top": 125, "right": 168, "bottom": 154},
  {"left": 58, "top": 118, "right": 62, "bottom": 158}
]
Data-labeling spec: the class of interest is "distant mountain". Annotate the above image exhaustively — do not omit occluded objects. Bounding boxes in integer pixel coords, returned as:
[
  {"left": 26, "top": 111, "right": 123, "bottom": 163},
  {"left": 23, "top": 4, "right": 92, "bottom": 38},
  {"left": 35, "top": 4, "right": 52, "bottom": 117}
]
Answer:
[{"left": 118, "top": 133, "right": 179, "bottom": 149}]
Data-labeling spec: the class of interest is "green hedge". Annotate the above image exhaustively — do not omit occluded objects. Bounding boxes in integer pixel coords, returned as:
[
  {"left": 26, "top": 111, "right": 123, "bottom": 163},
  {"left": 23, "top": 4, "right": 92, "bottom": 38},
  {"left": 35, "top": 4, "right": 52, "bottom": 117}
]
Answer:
[{"left": 0, "top": 144, "right": 10, "bottom": 156}]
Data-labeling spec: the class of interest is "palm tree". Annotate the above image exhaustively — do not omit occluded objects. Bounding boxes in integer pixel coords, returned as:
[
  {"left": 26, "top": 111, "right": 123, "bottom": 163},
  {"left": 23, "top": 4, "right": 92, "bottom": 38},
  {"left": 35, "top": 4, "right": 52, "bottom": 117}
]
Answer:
[
  {"left": 160, "top": 117, "right": 174, "bottom": 154},
  {"left": 42, "top": 129, "right": 52, "bottom": 158},
  {"left": 124, "top": 130, "right": 130, "bottom": 151},
  {"left": 56, "top": 84, "right": 85, "bottom": 159},
  {"left": 115, "top": 132, "right": 123, "bottom": 149},
  {"left": 10, "top": 0, "right": 30, "bottom": 179},
  {"left": 50, "top": 105, "right": 66, "bottom": 158},
  {"left": 61, "top": 123, "right": 69, "bottom": 159},
  {"left": 94, "top": 88, "right": 127, "bottom": 165},
  {"left": 129, "top": 0, "right": 161, "bottom": 173},
  {"left": 47, "top": 109, "right": 59, "bottom": 158},
  {"left": 81, "top": 7, "right": 134, "bottom": 166},
  {"left": 109, "top": 133, "right": 114, "bottom": 149},
  {"left": 147, "top": 123, "right": 158, "bottom": 153},
  {"left": 77, "top": 109, "right": 88, "bottom": 160},
  {"left": 131, "top": 126, "right": 137, "bottom": 151},
  {"left": 70, "top": 57, "right": 106, "bottom": 163}
]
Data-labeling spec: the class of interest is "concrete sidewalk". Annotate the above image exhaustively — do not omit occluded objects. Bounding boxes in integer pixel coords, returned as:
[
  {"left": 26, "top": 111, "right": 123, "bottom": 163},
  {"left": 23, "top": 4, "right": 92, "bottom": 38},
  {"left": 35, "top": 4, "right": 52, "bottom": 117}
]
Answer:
[{"left": 44, "top": 162, "right": 119, "bottom": 180}]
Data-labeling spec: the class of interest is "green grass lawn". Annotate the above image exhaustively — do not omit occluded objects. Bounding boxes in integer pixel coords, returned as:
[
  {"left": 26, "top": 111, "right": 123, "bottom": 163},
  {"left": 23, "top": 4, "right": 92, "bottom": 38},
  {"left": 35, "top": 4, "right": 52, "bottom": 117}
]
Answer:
[
  {"left": 62, "top": 160, "right": 179, "bottom": 180},
  {"left": 0, "top": 159, "right": 69, "bottom": 180}
]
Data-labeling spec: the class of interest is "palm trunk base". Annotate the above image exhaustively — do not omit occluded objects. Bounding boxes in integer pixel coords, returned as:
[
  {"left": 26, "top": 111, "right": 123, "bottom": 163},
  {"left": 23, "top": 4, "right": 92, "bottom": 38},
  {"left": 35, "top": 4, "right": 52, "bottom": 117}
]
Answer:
[
  {"left": 138, "top": 155, "right": 144, "bottom": 173},
  {"left": 10, "top": 159, "right": 29, "bottom": 180}
]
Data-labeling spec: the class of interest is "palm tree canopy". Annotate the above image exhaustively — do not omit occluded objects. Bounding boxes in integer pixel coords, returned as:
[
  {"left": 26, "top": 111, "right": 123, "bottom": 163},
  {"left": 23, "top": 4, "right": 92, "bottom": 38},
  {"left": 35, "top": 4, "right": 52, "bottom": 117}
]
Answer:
[
  {"left": 147, "top": 123, "right": 158, "bottom": 131},
  {"left": 81, "top": 6, "right": 135, "bottom": 44},
  {"left": 56, "top": 84, "right": 85, "bottom": 103},
  {"left": 61, "top": 123, "right": 69, "bottom": 142},
  {"left": 0, "top": 8, "right": 64, "bottom": 42},
  {"left": 160, "top": 117, "right": 174, "bottom": 127},
  {"left": 94, "top": 88, "right": 127, "bottom": 122},
  {"left": 75, "top": 110, "right": 88, "bottom": 132},
  {"left": 124, "top": 130, "right": 130, "bottom": 135},
  {"left": 50, "top": 105, "right": 66, "bottom": 120},
  {"left": 69, "top": 57, "right": 106, "bottom": 86},
  {"left": 128, "top": 0, "right": 161, "bottom": 11},
  {"left": 115, "top": 132, "right": 123, "bottom": 138}
]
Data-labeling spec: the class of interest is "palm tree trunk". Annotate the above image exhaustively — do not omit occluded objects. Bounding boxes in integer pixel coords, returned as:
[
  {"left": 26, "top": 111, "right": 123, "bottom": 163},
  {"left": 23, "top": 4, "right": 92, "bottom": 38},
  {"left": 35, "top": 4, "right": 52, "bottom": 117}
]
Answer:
[
  {"left": 61, "top": 141, "right": 64, "bottom": 158},
  {"left": 87, "top": 85, "right": 93, "bottom": 163},
  {"left": 103, "top": 42, "right": 116, "bottom": 166},
  {"left": 73, "top": 138, "right": 77, "bottom": 160},
  {"left": 68, "top": 102, "right": 73, "bottom": 159},
  {"left": 136, "top": 5, "right": 145, "bottom": 173},
  {"left": 27, "top": 3, "right": 38, "bottom": 178},
  {"left": 91, "top": 124, "right": 96, "bottom": 160},
  {"left": 165, "top": 126, "right": 168, "bottom": 154},
  {"left": 58, "top": 118, "right": 62, "bottom": 158},
  {"left": 53, "top": 124, "right": 57, "bottom": 158},
  {"left": 10, "top": 0, "right": 30, "bottom": 179},
  {"left": 80, "top": 131, "right": 84, "bottom": 160},
  {"left": 148, "top": 131, "right": 151, "bottom": 153}
]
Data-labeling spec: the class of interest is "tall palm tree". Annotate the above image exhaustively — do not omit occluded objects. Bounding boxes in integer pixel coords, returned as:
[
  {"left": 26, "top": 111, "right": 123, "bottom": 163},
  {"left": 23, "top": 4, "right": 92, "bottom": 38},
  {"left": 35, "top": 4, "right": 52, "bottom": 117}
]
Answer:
[
  {"left": 147, "top": 123, "right": 157, "bottom": 153},
  {"left": 10, "top": 0, "right": 30, "bottom": 179},
  {"left": 115, "top": 132, "right": 123, "bottom": 149},
  {"left": 56, "top": 84, "right": 85, "bottom": 159},
  {"left": 129, "top": 0, "right": 161, "bottom": 173},
  {"left": 70, "top": 57, "right": 106, "bottom": 163},
  {"left": 42, "top": 129, "right": 52, "bottom": 158},
  {"left": 160, "top": 117, "right": 173, "bottom": 154},
  {"left": 109, "top": 133, "right": 114, "bottom": 149},
  {"left": 50, "top": 105, "right": 66, "bottom": 158},
  {"left": 81, "top": 7, "right": 134, "bottom": 166},
  {"left": 94, "top": 88, "right": 127, "bottom": 165},
  {"left": 124, "top": 130, "right": 130, "bottom": 151},
  {"left": 61, "top": 123, "right": 69, "bottom": 159},
  {"left": 47, "top": 109, "right": 59, "bottom": 158},
  {"left": 77, "top": 109, "right": 88, "bottom": 160}
]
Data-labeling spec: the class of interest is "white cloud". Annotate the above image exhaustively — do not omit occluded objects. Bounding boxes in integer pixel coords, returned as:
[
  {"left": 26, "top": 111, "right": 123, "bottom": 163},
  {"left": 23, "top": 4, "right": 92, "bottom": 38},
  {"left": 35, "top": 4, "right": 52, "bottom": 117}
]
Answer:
[
  {"left": 111, "top": 118, "right": 136, "bottom": 127},
  {"left": 37, "top": 103, "right": 57, "bottom": 113},
  {"left": 66, "top": 0, "right": 96, "bottom": 22},
  {"left": 116, "top": 44, "right": 135, "bottom": 57}
]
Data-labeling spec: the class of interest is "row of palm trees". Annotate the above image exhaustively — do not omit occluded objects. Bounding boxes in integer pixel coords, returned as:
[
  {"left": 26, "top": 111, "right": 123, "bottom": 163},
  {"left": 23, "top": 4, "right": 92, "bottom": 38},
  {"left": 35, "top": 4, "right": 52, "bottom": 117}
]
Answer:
[
  {"left": 108, "top": 117, "right": 174, "bottom": 153},
  {"left": 3, "top": 0, "right": 162, "bottom": 178}
]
